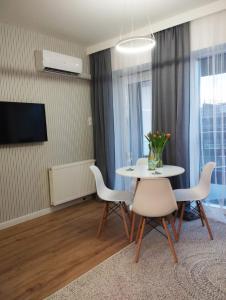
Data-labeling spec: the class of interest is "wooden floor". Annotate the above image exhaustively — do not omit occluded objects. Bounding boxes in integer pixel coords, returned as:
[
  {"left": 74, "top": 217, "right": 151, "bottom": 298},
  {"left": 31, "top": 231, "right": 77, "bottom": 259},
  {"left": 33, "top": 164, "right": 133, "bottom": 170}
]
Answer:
[{"left": 0, "top": 200, "right": 130, "bottom": 300}]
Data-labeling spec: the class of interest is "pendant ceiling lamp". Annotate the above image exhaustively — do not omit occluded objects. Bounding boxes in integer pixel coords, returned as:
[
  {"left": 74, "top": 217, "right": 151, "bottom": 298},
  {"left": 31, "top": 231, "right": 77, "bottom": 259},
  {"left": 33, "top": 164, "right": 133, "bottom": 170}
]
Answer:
[
  {"left": 115, "top": 35, "right": 156, "bottom": 54},
  {"left": 115, "top": 1, "right": 156, "bottom": 54}
]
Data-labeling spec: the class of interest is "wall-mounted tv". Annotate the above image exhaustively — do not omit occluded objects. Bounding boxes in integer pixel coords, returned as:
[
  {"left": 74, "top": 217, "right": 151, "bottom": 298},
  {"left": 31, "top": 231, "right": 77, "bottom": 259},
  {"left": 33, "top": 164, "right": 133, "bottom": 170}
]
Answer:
[{"left": 0, "top": 101, "right": 48, "bottom": 144}]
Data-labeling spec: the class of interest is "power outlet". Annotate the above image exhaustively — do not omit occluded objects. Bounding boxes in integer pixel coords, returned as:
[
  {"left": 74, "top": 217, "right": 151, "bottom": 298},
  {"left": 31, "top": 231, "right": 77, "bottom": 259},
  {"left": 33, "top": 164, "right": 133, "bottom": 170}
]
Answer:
[{"left": 88, "top": 117, "right": 92, "bottom": 126}]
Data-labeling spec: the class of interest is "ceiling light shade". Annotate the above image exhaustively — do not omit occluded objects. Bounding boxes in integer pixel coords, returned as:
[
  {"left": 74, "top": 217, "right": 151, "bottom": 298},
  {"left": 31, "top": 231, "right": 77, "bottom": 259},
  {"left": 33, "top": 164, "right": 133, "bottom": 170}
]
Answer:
[{"left": 115, "top": 36, "right": 156, "bottom": 54}]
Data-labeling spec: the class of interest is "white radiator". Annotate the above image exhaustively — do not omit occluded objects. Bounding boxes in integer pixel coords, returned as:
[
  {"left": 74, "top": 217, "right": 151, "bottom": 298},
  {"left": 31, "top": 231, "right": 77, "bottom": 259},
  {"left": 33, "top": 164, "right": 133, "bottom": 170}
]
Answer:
[{"left": 49, "top": 159, "right": 96, "bottom": 206}]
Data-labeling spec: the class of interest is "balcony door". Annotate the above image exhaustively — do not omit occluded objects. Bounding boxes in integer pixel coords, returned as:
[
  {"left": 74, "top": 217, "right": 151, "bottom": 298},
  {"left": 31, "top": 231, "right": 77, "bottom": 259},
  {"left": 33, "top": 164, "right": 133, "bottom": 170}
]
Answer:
[{"left": 190, "top": 46, "right": 226, "bottom": 214}]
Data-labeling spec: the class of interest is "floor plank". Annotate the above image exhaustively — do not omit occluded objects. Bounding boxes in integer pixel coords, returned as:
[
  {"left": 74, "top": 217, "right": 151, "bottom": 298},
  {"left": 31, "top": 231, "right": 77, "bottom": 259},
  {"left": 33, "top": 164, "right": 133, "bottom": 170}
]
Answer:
[{"left": 0, "top": 199, "right": 129, "bottom": 300}]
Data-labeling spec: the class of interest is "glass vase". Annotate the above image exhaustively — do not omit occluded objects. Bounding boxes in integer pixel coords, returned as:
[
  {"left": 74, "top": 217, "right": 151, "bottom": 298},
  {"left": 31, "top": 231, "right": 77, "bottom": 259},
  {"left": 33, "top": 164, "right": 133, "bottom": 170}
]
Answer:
[
  {"left": 155, "top": 151, "right": 163, "bottom": 168},
  {"left": 148, "top": 147, "right": 158, "bottom": 170}
]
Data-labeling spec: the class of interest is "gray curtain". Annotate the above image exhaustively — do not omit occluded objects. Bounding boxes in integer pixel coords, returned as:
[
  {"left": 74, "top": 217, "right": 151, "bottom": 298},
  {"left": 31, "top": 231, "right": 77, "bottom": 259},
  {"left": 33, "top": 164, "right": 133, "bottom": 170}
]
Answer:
[
  {"left": 152, "top": 23, "right": 190, "bottom": 188},
  {"left": 128, "top": 82, "right": 143, "bottom": 164},
  {"left": 90, "top": 49, "right": 115, "bottom": 188}
]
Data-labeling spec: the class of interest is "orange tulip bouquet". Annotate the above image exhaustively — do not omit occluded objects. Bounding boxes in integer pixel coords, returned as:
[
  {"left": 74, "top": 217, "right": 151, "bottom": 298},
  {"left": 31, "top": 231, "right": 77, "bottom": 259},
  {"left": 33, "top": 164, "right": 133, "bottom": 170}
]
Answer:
[{"left": 145, "top": 131, "right": 171, "bottom": 169}]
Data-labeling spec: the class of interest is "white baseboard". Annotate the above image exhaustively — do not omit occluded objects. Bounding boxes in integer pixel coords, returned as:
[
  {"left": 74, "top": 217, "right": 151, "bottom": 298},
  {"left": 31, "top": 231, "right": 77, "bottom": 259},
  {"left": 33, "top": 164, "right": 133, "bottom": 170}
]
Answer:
[{"left": 0, "top": 196, "right": 93, "bottom": 230}]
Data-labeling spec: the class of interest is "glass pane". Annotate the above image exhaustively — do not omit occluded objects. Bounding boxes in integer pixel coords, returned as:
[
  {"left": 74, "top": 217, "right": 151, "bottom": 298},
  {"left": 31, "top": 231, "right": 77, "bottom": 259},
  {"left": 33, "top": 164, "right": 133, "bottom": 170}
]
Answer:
[
  {"left": 141, "top": 80, "right": 152, "bottom": 156},
  {"left": 200, "top": 60, "right": 226, "bottom": 207}
]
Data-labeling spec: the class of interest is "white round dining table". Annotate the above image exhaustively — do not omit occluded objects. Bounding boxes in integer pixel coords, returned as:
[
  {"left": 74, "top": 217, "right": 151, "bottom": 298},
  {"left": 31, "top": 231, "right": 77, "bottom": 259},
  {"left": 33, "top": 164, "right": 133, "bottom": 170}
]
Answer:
[{"left": 116, "top": 164, "right": 185, "bottom": 179}]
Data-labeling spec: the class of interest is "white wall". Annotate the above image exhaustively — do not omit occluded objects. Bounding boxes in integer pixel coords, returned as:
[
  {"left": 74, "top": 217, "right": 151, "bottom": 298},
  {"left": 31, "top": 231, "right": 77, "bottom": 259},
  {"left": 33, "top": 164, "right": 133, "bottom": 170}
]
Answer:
[
  {"left": 0, "top": 23, "right": 93, "bottom": 223},
  {"left": 191, "top": 10, "right": 226, "bottom": 51}
]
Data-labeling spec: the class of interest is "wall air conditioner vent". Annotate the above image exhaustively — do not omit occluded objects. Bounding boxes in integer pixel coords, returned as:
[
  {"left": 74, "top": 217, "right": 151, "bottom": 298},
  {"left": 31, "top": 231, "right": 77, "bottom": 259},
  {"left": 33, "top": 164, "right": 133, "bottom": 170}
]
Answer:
[{"left": 44, "top": 67, "right": 80, "bottom": 76}]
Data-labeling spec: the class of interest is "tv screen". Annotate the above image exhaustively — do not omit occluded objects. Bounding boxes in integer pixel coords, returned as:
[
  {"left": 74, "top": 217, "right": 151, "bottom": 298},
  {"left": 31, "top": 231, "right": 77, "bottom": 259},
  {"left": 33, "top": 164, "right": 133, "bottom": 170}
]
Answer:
[{"left": 0, "top": 101, "right": 48, "bottom": 144}]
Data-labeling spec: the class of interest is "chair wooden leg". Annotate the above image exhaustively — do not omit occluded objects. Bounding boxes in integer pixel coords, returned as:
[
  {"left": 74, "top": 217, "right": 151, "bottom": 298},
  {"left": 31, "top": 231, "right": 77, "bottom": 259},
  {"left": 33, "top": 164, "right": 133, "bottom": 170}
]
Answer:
[
  {"left": 130, "top": 211, "right": 136, "bottom": 242},
  {"left": 120, "top": 203, "right": 130, "bottom": 239},
  {"left": 97, "top": 202, "right": 108, "bottom": 237},
  {"left": 123, "top": 202, "right": 131, "bottom": 224},
  {"left": 169, "top": 215, "right": 178, "bottom": 242},
  {"left": 135, "top": 216, "right": 143, "bottom": 244},
  {"left": 196, "top": 201, "right": 205, "bottom": 227},
  {"left": 135, "top": 217, "right": 146, "bottom": 263},
  {"left": 162, "top": 218, "right": 178, "bottom": 263},
  {"left": 199, "top": 202, "right": 213, "bottom": 240},
  {"left": 177, "top": 202, "right": 185, "bottom": 239}
]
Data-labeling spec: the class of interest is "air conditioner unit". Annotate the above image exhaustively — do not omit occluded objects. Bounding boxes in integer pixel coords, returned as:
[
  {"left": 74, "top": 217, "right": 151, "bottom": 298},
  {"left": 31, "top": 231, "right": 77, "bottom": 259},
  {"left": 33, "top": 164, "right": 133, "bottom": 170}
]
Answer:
[{"left": 35, "top": 50, "right": 83, "bottom": 76}]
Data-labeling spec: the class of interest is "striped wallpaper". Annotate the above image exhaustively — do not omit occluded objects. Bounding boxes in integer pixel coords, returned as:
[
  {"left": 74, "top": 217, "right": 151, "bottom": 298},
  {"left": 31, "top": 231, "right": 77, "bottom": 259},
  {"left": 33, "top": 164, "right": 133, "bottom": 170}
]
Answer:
[{"left": 0, "top": 22, "right": 93, "bottom": 223}]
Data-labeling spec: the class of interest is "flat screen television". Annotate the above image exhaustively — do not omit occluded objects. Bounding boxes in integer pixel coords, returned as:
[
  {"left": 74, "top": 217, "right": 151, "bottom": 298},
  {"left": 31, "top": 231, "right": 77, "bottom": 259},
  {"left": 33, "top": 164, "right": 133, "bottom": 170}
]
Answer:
[{"left": 0, "top": 101, "right": 48, "bottom": 144}]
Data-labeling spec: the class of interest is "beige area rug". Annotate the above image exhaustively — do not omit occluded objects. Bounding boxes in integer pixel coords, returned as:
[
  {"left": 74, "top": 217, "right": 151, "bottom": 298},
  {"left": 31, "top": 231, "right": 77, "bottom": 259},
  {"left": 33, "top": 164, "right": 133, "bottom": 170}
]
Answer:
[{"left": 47, "top": 220, "right": 226, "bottom": 300}]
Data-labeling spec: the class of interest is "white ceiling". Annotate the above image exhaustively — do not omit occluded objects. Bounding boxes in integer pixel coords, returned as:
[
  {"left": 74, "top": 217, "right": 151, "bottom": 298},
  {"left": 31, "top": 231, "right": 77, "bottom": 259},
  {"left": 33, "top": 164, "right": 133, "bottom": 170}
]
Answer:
[{"left": 0, "top": 0, "right": 221, "bottom": 47}]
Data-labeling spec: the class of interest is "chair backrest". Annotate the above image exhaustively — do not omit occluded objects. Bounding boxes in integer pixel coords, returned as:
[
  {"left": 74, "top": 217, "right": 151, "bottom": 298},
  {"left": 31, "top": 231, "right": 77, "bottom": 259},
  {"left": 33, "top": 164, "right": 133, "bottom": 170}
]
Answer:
[
  {"left": 136, "top": 158, "right": 148, "bottom": 166},
  {"left": 198, "top": 162, "right": 216, "bottom": 197},
  {"left": 90, "top": 165, "right": 109, "bottom": 200},
  {"left": 132, "top": 178, "right": 177, "bottom": 218}
]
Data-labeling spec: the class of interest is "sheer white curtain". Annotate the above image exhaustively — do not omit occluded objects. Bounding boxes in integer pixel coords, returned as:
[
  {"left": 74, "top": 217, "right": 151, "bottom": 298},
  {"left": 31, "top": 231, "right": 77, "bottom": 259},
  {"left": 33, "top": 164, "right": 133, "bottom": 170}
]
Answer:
[
  {"left": 111, "top": 48, "right": 152, "bottom": 190},
  {"left": 190, "top": 10, "right": 226, "bottom": 218}
]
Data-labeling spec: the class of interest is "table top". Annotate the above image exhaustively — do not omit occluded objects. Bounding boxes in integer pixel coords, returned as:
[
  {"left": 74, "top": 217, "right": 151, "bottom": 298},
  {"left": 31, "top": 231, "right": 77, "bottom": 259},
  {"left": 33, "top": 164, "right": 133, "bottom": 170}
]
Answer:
[{"left": 116, "top": 164, "right": 185, "bottom": 179}]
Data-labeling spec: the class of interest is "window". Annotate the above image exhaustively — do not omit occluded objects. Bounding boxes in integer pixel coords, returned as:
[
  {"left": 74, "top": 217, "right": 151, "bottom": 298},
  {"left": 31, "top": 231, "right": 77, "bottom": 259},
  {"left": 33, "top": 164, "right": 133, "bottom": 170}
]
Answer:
[
  {"left": 112, "top": 62, "right": 152, "bottom": 190},
  {"left": 199, "top": 50, "right": 226, "bottom": 207}
]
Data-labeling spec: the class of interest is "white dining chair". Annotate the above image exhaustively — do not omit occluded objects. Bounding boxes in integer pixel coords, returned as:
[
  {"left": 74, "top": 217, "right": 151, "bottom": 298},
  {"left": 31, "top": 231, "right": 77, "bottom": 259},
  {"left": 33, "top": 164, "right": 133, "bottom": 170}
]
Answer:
[
  {"left": 131, "top": 157, "right": 148, "bottom": 193},
  {"left": 136, "top": 157, "right": 148, "bottom": 166},
  {"left": 131, "top": 178, "right": 178, "bottom": 263},
  {"left": 90, "top": 165, "right": 133, "bottom": 239},
  {"left": 174, "top": 161, "right": 216, "bottom": 240}
]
